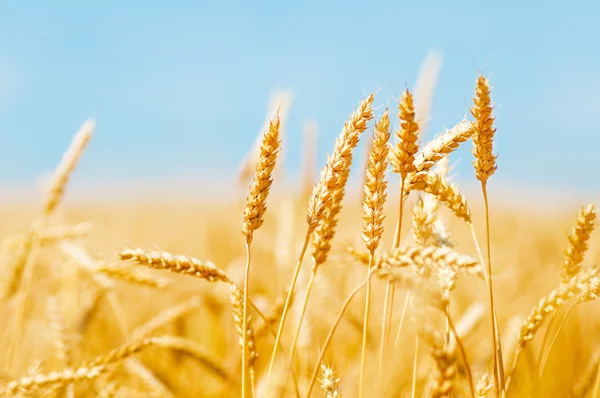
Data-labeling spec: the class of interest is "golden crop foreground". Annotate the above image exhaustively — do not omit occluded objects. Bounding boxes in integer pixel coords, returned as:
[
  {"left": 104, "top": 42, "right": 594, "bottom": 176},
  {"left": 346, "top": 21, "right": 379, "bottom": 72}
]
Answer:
[{"left": 0, "top": 74, "right": 599, "bottom": 398}]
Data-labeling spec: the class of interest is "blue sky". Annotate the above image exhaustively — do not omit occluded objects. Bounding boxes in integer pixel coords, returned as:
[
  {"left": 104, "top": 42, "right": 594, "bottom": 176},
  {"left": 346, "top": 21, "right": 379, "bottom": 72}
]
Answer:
[{"left": 0, "top": 1, "right": 598, "bottom": 198}]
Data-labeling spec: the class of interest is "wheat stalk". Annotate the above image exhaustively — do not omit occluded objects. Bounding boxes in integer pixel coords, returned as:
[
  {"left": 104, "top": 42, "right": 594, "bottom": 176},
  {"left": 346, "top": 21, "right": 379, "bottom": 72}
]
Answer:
[
  {"left": 240, "top": 114, "right": 281, "bottom": 397},
  {"left": 359, "top": 110, "right": 390, "bottom": 398},
  {"left": 230, "top": 284, "right": 258, "bottom": 392},
  {"left": 264, "top": 94, "right": 374, "bottom": 394},
  {"left": 383, "top": 88, "right": 420, "bottom": 386},
  {"left": 507, "top": 267, "right": 599, "bottom": 389},
  {"left": 470, "top": 74, "right": 503, "bottom": 396}
]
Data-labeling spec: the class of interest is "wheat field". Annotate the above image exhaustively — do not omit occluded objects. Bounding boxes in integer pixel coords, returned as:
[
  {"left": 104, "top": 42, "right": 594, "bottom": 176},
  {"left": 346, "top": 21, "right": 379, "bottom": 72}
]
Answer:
[{"left": 0, "top": 72, "right": 599, "bottom": 398}]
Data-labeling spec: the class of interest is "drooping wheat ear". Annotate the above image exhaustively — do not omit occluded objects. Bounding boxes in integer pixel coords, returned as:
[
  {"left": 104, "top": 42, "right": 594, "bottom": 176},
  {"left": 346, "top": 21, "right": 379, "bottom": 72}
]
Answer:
[
  {"left": 506, "top": 267, "right": 600, "bottom": 391},
  {"left": 421, "top": 326, "right": 456, "bottom": 398},
  {"left": 362, "top": 110, "right": 391, "bottom": 252},
  {"left": 471, "top": 75, "right": 497, "bottom": 183},
  {"left": 406, "top": 120, "right": 474, "bottom": 191},
  {"left": 43, "top": 120, "right": 95, "bottom": 217},
  {"left": 475, "top": 373, "right": 493, "bottom": 397},
  {"left": 518, "top": 267, "right": 598, "bottom": 347},
  {"left": 537, "top": 276, "right": 600, "bottom": 382},
  {"left": 0, "top": 365, "right": 107, "bottom": 395},
  {"left": 390, "top": 89, "right": 420, "bottom": 178},
  {"left": 415, "top": 120, "right": 473, "bottom": 173},
  {"left": 561, "top": 204, "right": 597, "bottom": 283},
  {"left": 3, "top": 337, "right": 159, "bottom": 394},
  {"left": 230, "top": 284, "right": 258, "bottom": 375},
  {"left": 118, "top": 249, "right": 231, "bottom": 284},
  {"left": 309, "top": 94, "right": 375, "bottom": 243},
  {"left": 320, "top": 364, "right": 343, "bottom": 398},
  {"left": 242, "top": 115, "right": 281, "bottom": 244},
  {"left": 379, "top": 245, "right": 482, "bottom": 279},
  {"left": 406, "top": 172, "right": 471, "bottom": 224}
]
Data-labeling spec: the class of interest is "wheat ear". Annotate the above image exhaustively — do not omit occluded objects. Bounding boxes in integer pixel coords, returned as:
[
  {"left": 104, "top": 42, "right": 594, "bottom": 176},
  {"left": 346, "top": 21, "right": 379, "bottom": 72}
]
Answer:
[
  {"left": 562, "top": 204, "right": 597, "bottom": 283},
  {"left": 405, "top": 120, "right": 474, "bottom": 192},
  {"left": 358, "top": 111, "right": 390, "bottom": 398},
  {"left": 320, "top": 364, "right": 343, "bottom": 398},
  {"left": 286, "top": 94, "right": 375, "bottom": 377},
  {"left": 118, "top": 249, "right": 231, "bottom": 284},
  {"left": 538, "top": 276, "right": 600, "bottom": 383},
  {"left": 240, "top": 114, "right": 281, "bottom": 398},
  {"left": 2, "top": 120, "right": 95, "bottom": 374},
  {"left": 384, "top": 89, "right": 420, "bottom": 385},
  {"left": 535, "top": 204, "right": 597, "bottom": 377},
  {"left": 506, "top": 267, "right": 599, "bottom": 389},
  {"left": 264, "top": 94, "right": 374, "bottom": 394},
  {"left": 470, "top": 74, "right": 503, "bottom": 396},
  {"left": 421, "top": 327, "right": 457, "bottom": 398}
]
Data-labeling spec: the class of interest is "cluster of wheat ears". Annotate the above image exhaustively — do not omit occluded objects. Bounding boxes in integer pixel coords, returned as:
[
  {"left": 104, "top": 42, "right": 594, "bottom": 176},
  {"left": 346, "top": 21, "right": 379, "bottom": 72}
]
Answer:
[{"left": 1, "top": 68, "right": 599, "bottom": 398}]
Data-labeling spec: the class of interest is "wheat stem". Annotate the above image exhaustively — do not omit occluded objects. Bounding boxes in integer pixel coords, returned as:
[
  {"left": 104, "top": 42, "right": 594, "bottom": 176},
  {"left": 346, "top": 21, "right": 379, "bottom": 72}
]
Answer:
[
  {"left": 537, "top": 302, "right": 576, "bottom": 384},
  {"left": 411, "top": 335, "right": 419, "bottom": 398},
  {"left": 264, "top": 231, "right": 311, "bottom": 393},
  {"left": 359, "top": 254, "right": 375, "bottom": 398},
  {"left": 447, "top": 314, "right": 475, "bottom": 398},
  {"left": 307, "top": 268, "right": 376, "bottom": 396},
  {"left": 286, "top": 269, "right": 316, "bottom": 372}
]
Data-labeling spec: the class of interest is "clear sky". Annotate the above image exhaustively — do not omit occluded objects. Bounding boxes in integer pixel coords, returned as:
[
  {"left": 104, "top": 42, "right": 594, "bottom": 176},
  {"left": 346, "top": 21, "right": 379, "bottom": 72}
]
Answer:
[{"left": 0, "top": 1, "right": 598, "bottom": 198}]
